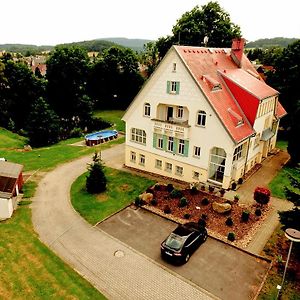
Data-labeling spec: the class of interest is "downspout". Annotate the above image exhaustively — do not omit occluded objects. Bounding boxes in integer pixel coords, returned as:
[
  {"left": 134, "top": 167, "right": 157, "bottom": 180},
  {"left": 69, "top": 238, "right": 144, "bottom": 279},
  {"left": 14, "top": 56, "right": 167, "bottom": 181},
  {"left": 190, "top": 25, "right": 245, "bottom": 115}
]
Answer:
[{"left": 243, "top": 136, "right": 252, "bottom": 177}]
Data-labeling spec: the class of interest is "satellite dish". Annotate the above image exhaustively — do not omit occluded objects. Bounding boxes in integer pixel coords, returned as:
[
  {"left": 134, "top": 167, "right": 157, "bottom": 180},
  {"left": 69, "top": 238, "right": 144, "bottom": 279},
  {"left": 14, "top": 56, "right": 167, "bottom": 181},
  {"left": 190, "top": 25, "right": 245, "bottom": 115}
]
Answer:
[{"left": 203, "top": 36, "right": 209, "bottom": 47}]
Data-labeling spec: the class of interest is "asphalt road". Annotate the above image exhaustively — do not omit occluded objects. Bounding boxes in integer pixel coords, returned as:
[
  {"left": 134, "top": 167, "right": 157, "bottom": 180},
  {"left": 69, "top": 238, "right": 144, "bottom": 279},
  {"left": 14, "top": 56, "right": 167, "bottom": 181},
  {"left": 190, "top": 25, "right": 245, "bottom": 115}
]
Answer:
[{"left": 98, "top": 206, "right": 271, "bottom": 300}]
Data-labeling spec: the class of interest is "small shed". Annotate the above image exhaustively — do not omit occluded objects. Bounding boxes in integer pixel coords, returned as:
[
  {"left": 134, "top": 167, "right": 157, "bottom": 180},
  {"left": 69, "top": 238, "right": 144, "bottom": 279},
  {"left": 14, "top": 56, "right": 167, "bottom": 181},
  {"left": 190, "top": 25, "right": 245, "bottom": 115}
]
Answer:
[{"left": 0, "top": 161, "right": 24, "bottom": 220}]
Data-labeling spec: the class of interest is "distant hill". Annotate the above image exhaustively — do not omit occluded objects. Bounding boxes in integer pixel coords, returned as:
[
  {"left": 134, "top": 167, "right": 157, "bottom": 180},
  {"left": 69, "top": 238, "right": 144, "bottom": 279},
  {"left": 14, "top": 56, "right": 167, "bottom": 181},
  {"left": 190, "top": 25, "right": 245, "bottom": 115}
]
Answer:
[
  {"left": 246, "top": 37, "right": 298, "bottom": 49},
  {"left": 98, "top": 37, "right": 152, "bottom": 52},
  {"left": 0, "top": 44, "right": 53, "bottom": 54}
]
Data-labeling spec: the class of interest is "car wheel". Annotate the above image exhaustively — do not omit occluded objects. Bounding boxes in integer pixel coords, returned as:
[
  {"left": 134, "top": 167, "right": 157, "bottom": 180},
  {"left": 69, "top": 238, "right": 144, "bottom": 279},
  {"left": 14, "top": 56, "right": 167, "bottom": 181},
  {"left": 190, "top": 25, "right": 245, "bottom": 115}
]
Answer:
[{"left": 185, "top": 254, "right": 190, "bottom": 263}]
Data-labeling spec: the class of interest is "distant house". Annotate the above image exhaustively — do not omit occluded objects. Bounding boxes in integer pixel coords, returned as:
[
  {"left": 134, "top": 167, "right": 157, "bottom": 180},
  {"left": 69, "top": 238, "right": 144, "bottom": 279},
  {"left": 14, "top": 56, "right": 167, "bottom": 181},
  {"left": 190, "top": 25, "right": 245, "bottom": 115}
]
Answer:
[
  {"left": 122, "top": 38, "right": 286, "bottom": 189},
  {"left": 0, "top": 161, "right": 24, "bottom": 219}
]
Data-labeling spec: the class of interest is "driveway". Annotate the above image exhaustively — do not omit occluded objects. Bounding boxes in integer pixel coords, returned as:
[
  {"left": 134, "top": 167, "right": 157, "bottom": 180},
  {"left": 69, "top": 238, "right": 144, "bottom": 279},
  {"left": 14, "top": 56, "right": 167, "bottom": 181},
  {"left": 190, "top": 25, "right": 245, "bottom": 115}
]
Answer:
[
  {"left": 31, "top": 143, "right": 215, "bottom": 300},
  {"left": 98, "top": 206, "right": 271, "bottom": 300}
]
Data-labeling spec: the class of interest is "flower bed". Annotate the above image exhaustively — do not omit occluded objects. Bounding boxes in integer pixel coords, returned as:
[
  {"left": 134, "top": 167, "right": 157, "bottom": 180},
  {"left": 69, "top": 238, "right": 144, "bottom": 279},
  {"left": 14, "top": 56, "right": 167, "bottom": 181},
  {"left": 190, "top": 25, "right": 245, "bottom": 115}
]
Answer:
[{"left": 142, "top": 184, "right": 271, "bottom": 248}]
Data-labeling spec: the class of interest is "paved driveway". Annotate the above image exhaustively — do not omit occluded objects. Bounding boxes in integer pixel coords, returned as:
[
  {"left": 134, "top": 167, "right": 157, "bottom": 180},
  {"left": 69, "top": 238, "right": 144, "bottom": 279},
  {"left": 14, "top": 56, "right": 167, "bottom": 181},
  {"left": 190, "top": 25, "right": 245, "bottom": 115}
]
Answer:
[{"left": 98, "top": 207, "right": 271, "bottom": 300}]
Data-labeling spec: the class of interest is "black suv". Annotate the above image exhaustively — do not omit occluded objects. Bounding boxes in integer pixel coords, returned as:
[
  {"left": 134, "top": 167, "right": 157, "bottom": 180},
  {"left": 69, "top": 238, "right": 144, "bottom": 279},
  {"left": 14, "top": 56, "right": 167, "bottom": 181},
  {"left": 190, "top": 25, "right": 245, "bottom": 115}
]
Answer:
[{"left": 160, "top": 222, "right": 207, "bottom": 264}]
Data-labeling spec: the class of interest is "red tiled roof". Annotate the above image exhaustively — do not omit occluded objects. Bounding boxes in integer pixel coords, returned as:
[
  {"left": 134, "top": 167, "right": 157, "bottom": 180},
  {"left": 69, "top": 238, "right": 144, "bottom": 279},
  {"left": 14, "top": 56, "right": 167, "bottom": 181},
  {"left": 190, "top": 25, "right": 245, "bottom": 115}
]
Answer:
[{"left": 174, "top": 45, "right": 285, "bottom": 143}]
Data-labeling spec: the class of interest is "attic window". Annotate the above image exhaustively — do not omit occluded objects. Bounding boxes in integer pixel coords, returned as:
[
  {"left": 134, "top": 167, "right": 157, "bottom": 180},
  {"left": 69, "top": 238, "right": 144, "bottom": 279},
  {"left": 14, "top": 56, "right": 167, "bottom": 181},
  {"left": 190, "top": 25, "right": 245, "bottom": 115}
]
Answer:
[
  {"left": 227, "top": 108, "right": 244, "bottom": 127},
  {"left": 203, "top": 75, "right": 222, "bottom": 91}
]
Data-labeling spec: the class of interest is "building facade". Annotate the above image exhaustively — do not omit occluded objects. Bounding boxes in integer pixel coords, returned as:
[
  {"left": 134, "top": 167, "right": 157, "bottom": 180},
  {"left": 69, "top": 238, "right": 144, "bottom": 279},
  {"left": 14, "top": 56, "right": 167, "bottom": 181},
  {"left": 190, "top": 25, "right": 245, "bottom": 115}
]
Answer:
[{"left": 122, "top": 39, "right": 286, "bottom": 189}]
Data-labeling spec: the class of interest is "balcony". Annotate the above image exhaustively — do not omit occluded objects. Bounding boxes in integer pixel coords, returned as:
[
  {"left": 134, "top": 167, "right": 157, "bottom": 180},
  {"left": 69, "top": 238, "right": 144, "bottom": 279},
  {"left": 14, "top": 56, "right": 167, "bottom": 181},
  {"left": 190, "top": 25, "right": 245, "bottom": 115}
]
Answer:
[{"left": 152, "top": 118, "right": 190, "bottom": 139}]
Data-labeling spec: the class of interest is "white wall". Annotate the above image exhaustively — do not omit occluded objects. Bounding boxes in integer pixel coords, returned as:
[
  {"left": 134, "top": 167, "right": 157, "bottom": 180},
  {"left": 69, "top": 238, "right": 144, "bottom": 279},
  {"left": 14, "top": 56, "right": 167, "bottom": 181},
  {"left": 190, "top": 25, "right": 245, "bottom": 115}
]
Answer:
[{"left": 0, "top": 198, "right": 13, "bottom": 219}]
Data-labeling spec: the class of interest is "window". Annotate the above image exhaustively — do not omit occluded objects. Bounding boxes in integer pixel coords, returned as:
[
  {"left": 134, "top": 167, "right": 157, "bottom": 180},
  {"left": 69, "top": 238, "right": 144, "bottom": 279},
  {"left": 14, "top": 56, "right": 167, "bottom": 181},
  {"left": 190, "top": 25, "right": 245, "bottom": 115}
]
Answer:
[
  {"left": 176, "top": 166, "right": 183, "bottom": 176},
  {"left": 173, "top": 63, "right": 177, "bottom": 72},
  {"left": 177, "top": 106, "right": 183, "bottom": 118},
  {"left": 165, "top": 162, "right": 172, "bottom": 172},
  {"left": 157, "top": 137, "right": 163, "bottom": 149},
  {"left": 155, "top": 159, "right": 162, "bottom": 169},
  {"left": 178, "top": 139, "right": 185, "bottom": 155},
  {"left": 193, "top": 171, "right": 199, "bottom": 180},
  {"left": 139, "top": 154, "right": 145, "bottom": 166},
  {"left": 194, "top": 146, "right": 201, "bottom": 157},
  {"left": 233, "top": 144, "right": 244, "bottom": 161},
  {"left": 197, "top": 110, "right": 206, "bottom": 127},
  {"left": 208, "top": 147, "right": 226, "bottom": 183},
  {"left": 130, "top": 151, "right": 136, "bottom": 163},
  {"left": 167, "top": 81, "right": 180, "bottom": 94},
  {"left": 131, "top": 128, "right": 146, "bottom": 144},
  {"left": 144, "top": 103, "right": 150, "bottom": 117},
  {"left": 167, "top": 136, "right": 174, "bottom": 152}
]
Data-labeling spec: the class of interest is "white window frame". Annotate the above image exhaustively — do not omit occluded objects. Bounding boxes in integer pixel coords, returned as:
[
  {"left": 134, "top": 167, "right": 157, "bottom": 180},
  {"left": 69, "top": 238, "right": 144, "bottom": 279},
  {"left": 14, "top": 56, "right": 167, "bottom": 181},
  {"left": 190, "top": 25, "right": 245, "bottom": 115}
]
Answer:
[
  {"left": 194, "top": 146, "right": 201, "bottom": 158},
  {"left": 233, "top": 144, "right": 243, "bottom": 161},
  {"left": 167, "top": 136, "right": 174, "bottom": 152},
  {"left": 176, "top": 166, "right": 183, "bottom": 176},
  {"left": 157, "top": 137, "right": 163, "bottom": 149},
  {"left": 139, "top": 154, "right": 145, "bottom": 166},
  {"left": 177, "top": 106, "right": 183, "bottom": 118},
  {"left": 130, "top": 151, "right": 136, "bottom": 163},
  {"left": 155, "top": 159, "right": 162, "bottom": 169},
  {"left": 193, "top": 171, "right": 199, "bottom": 180},
  {"left": 165, "top": 162, "right": 172, "bottom": 173},
  {"left": 178, "top": 139, "right": 185, "bottom": 155},
  {"left": 197, "top": 110, "right": 206, "bottom": 127},
  {"left": 131, "top": 128, "right": 146, "bottom": 145},
  {"left": 144, "top": 103, "right": 151, "bottom": 117}
]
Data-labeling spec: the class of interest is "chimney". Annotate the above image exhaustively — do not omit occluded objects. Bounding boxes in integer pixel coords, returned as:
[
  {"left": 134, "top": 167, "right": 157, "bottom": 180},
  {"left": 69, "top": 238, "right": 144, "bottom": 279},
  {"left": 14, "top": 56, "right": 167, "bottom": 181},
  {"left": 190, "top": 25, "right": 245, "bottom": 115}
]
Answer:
[{"left": 231, "top": 38, "right": 245, "bottom": 67}]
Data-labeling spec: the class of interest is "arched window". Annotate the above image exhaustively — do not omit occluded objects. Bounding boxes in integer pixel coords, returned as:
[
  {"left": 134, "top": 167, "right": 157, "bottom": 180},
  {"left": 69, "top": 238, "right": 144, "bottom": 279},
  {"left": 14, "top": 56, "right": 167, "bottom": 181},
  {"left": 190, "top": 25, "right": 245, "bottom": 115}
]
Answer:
[
  {"left": 144, "top": 103, "right": 151, "bottom": 117},
  {"left": 197, "top": 110, "right": 206, "bottom": 127},
  {"left": 208, "top": 147, "right": 226, "bottom": 183}
]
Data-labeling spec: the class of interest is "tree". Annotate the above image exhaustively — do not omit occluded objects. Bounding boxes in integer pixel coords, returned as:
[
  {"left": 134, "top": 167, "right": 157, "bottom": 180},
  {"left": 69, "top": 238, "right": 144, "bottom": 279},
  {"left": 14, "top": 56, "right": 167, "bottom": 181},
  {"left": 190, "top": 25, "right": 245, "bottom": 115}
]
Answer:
[
  {"left": 287, "top": 106, "right": 300, "bottom": 165},
  {"left": 279, "top": 174, "right": 300, "bottom": 231},
  {"left": 25, "top": 97, "right": 60, "bottom": 147},
  {"left": 46, "top": 46, "right": 93, "bottom": 122},
  {"left": 86, "top": 152, "right": 107, "bottom": 194},
  {"left": 171, "top": 1, "right": 241, "bottom": 47},
  {"left": 88, "top": 46, "right": 144, "bottom": 109}
]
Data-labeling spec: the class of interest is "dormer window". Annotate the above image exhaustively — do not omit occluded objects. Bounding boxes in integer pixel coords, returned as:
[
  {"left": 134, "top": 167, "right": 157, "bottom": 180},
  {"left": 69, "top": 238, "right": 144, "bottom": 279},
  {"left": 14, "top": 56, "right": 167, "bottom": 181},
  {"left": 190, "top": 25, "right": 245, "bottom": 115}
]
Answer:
[{"left": 144, "top": 102, "right": 150, "bottom": 117}]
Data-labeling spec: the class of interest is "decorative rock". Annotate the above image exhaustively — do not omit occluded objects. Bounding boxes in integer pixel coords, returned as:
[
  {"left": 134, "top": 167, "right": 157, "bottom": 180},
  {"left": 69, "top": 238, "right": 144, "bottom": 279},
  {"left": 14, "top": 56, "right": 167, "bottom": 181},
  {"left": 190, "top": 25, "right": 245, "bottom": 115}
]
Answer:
[
  {"left": 212, "top": 201, "right": 232, "bottom": 214},
  {"left": 24, "top": 145, "right": 32, "bottom": 151},
  {"left": 139, "top": 192, "right": 153, "bottom": 202}
]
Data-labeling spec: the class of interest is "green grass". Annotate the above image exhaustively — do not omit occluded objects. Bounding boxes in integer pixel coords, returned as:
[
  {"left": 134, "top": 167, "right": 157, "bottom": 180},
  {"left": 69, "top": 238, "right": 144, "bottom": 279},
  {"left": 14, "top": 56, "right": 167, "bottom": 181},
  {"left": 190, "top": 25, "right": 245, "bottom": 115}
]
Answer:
[
  {"left": 276, "top": 139, "right": 288, "bottom": 151},
  {"left": 94, "top": 110, "right": 125, "bottom": 132},
  {"left": 71, "top": 167, "right": 155, "bottom": 225},
  {"left": 0, "top": 127, "right": 28, "bottom": 149},
  {"left": 0, "top": 137, "right": 124, "bottom": 172},
  {"left": 0, "top": 190, "right": 106, "bottom": 299},
  {"left": 269, "top": 166, "right": 300, "bottom": 199}
]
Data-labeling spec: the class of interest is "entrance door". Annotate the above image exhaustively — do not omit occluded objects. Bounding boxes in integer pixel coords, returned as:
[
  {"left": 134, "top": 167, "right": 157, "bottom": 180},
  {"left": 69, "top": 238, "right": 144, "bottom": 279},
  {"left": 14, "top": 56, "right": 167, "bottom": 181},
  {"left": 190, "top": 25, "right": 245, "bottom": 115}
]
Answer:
[{"left": 167, "top": 107, "right": 173, "bottom": 121}]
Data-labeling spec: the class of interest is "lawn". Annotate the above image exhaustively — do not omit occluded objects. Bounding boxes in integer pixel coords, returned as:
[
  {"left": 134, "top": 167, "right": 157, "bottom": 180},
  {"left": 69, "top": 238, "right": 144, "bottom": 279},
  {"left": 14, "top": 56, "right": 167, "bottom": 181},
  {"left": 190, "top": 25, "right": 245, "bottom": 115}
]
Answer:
[
  {"left": 71, "top": 167, "right": 155, "bottom": 225},
  {"left": 0, "top": 127, "right": 28, "bottom": 149},
  {"left": 269, "top": 166, "right": 300, "bottom": 199},
  {"left": 0, "top": 182, "right": 106, "bottom": 300},
  {"left": 94, "top": 110, "right": 125, "bottom": 132}
]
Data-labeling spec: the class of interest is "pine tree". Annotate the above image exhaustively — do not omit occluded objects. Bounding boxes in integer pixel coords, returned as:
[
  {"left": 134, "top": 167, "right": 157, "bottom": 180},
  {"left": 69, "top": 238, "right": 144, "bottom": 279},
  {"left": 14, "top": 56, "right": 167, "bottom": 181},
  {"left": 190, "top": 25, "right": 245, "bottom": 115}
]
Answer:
[{"left": 86, "top": 152, "right": 107, "bottom": 194}]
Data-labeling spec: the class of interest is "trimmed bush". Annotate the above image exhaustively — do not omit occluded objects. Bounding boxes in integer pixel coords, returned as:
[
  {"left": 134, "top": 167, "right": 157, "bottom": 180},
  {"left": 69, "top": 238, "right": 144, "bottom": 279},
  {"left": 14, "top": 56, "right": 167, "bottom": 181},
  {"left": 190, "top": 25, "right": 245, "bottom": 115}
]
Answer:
[
  {"left": 225, "top": 217, "right": 233, "bottom": 226},
  {"left": 179, "top": 197, "right": 188, "bottom": 207},
  {"left": 241, "top": 210, "right": 250, "bottom": 222},
  {"left": 255, "top": 208, "right": 262, "bottom": 216},
  {"left": 198, "top": 218, "right": 207, "bottom": 228},
  {"left": 227, "top": 232, "right": 235, "bottom": 241},
  {"left": 220, "top": 188, "right": 226, "bottom": 196},
  {"left": 135, "top": 197, "right": 145, "bottom": 206},
  {"left": 184, "top": 213, "right": 191, "bottom": 219},
  {"left": 231, "top": 182, "right": 237, "bottom": 190},
  {"left": 238, "top": 178, "right": 243, "bottom": 185},
  {"left": 190, "top": 186, "right": 198, "bottom": 195},
  {"left": 163, "top": 205, "right": 171, "bottom": 214},
  {"left": 150, "top": 198, "right": 158, "bottom": 206},
  {"left": 154, "top": 184, "right": 161, "bottom": 190},
  {"left": 209, "top": 185, "right": 215, "bottom": 193},
  {"left": 170, "top": 189, "right": 183, "bottom": 198},
  {"left": 201, "top": 197, "right": 209, "bottom": 205},
  {"left": 254, "top": 187, "right": 271, "bottom": 205},
  {"left": 201, "top": 185, "right": 206, "bottom": 191},
  {"left": 167, "top": 183, "right": 174, "bottom": 192}
]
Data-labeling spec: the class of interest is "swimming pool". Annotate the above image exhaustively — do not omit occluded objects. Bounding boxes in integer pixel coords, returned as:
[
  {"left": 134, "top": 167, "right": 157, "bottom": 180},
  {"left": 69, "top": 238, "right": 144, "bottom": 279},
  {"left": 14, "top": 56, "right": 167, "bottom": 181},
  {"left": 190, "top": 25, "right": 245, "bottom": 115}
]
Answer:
[{"left": 85, "top": 129, "right": 118, "bottom": 146}]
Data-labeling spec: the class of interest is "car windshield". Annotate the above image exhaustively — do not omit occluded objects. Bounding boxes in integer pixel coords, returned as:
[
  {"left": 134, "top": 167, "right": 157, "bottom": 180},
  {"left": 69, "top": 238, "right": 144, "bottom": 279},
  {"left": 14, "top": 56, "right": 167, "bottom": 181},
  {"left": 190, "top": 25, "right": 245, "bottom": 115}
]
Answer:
[{"left": 165, "top": 233, "right": 184, "bottom": 250}]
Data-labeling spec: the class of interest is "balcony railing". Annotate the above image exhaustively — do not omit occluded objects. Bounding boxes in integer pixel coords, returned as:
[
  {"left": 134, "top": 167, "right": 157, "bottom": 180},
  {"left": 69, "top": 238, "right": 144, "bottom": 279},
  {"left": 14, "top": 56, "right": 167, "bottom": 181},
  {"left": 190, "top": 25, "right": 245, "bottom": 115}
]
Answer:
[{"left": 152, "top": 119, "right": 190, "bottom": 139}]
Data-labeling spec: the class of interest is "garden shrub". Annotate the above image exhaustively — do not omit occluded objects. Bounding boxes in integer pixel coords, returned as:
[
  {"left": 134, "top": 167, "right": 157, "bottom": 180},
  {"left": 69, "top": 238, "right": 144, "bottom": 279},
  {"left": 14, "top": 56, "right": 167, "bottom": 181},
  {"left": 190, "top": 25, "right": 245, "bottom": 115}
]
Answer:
[
  {"left": 163, "top": 205, "right": 171, "bottom": 214},
  {"left": 150, "top": 198, "right": 157, "bottom": 206},
  {"left": 225, "top": 217, "right": 233, "bottom": 226},
  {"left": 190, "top": 186, "right": 198, "bottom": 195},
  {"left": 227, "top": 232, "right": 235, "bottom": 241},
  {"left": 220, "top": 188, "right": 226, "bottom": 196},
  {"left": 184, "top": 213, "right": 191, "bottom": 219},
  {"left": 198, "top": 218, "right": 207, "bottom": 228},
  {"left": 201, "top": 197, "right": 209, "bottom": 205},
  {"left": 209, "top": 185, "right": 215, "bottom": 192},
  {"left": 170, "top": 189, "right": 183, "bottom": 198},
  {"left": 255, "top": 208, "right": 262, "bottom": 216},
  {"left": 231, "top": 182, "right": 237, "bottom": 190},
  {"left": 238, "top": 178, "right": 243, "bottom": 185},
  {"left": 254, "top": 187, "right": 271, "bottom": 205},
  {"left": 154, "top": 184, "right": 161, "bottom": 191},
  {"left": 167, "top": 183, "right": 174, "bottom": 192},
  {"left": 179, "top": 197, "right": 188, "bottom": 207},
  {"left": 241, "top": 210, "right": 250, "bottom": 222}
]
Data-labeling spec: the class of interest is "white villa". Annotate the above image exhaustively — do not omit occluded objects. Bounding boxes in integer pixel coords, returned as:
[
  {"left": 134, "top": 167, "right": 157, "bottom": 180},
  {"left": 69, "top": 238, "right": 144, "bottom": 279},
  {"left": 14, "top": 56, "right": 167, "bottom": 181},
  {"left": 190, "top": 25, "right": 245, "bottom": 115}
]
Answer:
[{"left": 122, "top": 38, "right": 286, "bottom": 189}]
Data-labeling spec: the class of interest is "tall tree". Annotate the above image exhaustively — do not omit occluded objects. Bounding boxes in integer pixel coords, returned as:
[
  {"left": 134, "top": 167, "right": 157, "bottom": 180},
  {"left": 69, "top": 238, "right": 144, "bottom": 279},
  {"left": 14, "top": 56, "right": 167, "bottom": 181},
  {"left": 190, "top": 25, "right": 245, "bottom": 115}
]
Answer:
[
  {"left": 287, "top": 106, "right": 300, "bottom": 165},
  {"left": 172, "top": 1, "right": 241, "bottom": 47},
  {"left": 46, "top": 46, "right": 93, "bottom": 122},
  {"left": 25, "top": 97, "right": 60, "bottom": 147}
]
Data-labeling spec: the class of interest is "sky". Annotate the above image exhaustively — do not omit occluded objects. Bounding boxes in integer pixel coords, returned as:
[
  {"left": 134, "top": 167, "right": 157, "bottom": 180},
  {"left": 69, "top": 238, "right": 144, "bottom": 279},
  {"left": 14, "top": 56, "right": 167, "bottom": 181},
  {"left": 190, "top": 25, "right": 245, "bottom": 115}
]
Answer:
[{"left": 1, "top": 0, "right": 299, "bottom": 45}]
